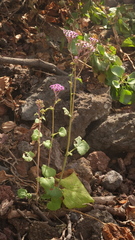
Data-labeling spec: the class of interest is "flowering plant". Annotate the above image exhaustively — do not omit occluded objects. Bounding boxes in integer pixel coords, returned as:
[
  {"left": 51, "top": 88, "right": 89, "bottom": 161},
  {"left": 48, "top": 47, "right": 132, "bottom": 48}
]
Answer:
[{"left": 17, "top": 28, "right": 95, "bottom": 210}]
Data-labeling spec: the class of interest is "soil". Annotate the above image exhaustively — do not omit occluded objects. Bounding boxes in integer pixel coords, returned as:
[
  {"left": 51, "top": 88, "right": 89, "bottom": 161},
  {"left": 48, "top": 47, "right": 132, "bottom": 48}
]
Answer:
[{"left": 0, "top": 1, "right": 135, "bottom": 240}]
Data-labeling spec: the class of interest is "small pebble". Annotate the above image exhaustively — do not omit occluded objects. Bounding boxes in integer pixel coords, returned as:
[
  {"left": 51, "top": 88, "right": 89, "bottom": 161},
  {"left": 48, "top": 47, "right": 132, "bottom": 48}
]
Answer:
[{"left": 102, "top": 170, "right": 123, "bottom": 191}]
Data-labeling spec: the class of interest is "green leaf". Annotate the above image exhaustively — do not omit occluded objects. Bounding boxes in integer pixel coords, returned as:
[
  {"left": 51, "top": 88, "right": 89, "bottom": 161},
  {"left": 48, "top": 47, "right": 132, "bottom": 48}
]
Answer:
[
  {"left": 127, "top": 72, "right": 135, "bottom": 81},
  {"left": 41, "top": 165, "right": 56, "bottom": 178},
  {"left": 110, "top": 86, "right": 119, "bottom": 101},
  {"left": 47, "top": 197, "right": 62, "bottom": 210},
  {"left": 76, "top": 140, "right": 90, "bottom": 155},
  {"left": 46, "top": 187, "right": 63, "bottom": 198},
  {"left": 58, "top": 127, "right": 67, "bottom": 137},
  {"left": 69, "top": 38, "right": 79, "bottom": 55},
  {"left": 74, "top": 136, "right": 82, "bottom": 147},
  {"left": 43, "top": 140, "right": 52, "bottom": 149},
  {"left": 17, "top": 188, "right": 32, "bottom": 199},
  {"left": 91, "top": 55, "right": 108, "bottom": 72},
  {"left": 74, "top": 136, "right": 90, "bottom": 155},
  {"left": 76, "top": 77, "right": 83, "bottom": 83},
  {"left": 97, "top": 44, "right": 105, "bottom": 55},
  {"left": 62, "top": 107, "right": 71, "bottom": 117},
  {"left": 35, "top": 118, "right": 40, "bottom": 123},
  {"left": 59, "top": 172, "right": 94, "bottom": 209},
  {"left": 40, "top": 193, "right": 51, "bottom": 200},
  {"left": 111, "top": 65, "right": 125, "bottom": 78},
  {"left": 108, "top": 45, "right": 116, "bottom": 55},
  {"left": 39, "top": 177, "right": 55, "bottom": 190},
  {"left": 113, "top": 55, "right": 122, "bottom": 66},
  {"left": 22, "top": 151, "right": 35, "bottom": 162},
  {"left": 119, "top": 88, "right": 133, "bottom": 105},
  {"left": 106, "top": 68, "right": 119, "bottom": 86},
  {"left": 122, "top": 37, "right": 135, "bottom": 47},
  {"left": 31, "top": 129, "right": 42, "bottom": 141},
  {"left": 112, "top": 80, "right": 120, "bottom": 88},
  {"left": 127, "top": 79, "right": 135, "bottom": 84}
]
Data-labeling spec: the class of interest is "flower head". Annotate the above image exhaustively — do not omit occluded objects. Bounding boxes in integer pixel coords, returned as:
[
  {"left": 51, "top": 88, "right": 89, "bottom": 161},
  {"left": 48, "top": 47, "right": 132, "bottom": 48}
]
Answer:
[
  {"left": 50, "top": 84, "right": 65, "bottom": 93},
  {"left": 76, "top": 40, "right": 96, "bottom": 55},
  {"left": 63, "top": 29, "right": 79, "bottom": 42},
  {"left": 89, "top": 37, "right": 98, "bottom": 44}
]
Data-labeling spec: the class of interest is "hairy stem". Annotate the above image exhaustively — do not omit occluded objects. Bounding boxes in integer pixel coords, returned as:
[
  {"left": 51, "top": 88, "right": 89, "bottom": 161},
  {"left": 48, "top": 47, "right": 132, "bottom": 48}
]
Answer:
[
  {"left": 48, "top": 106, "right": 55, "bottom": 166},
  {"left": 36, "top": 119, "right": 41, "bottom": 200},
  {"left": 58, "top": 65, "right": 77, "bottom": 185}
]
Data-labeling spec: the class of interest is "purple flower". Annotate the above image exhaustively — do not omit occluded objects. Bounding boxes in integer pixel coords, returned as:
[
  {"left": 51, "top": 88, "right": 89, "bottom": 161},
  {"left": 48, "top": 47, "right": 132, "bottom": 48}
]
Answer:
[
  {"left": 76, "top": 40, "right": 96, "bottom": 54},
  {"left": 63, "top": 29, "right": 79, "bottom": 42},
  {"left": 89, "top": 37, "right": 98, "bottom": 44},
  {"left": 50, "top": 84, "right": 65, "bottom": 93}
]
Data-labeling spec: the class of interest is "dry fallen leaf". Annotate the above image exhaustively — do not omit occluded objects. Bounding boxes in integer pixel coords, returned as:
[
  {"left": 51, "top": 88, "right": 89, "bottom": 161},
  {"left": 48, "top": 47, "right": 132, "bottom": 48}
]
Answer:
[
  {"left": 2, "top": 121, "right": 16, "bottom": 133},
  {"left": 102, "top": 222, "right": 134, "bottom": 240},
  {"left": 56, "top": 169, "right": 74, "bottom": 179},
  {"left": 0, "top": 199, "right": 14, "bottom": 216},
  {"left": 79, "top": 17, "right": 90, "bottom": 28},
  {"left": 0, "top": 76, "right": 10, "bottom": 96},
  {"left": 125, "top": 205, "right": 135, "bottom": 221}
]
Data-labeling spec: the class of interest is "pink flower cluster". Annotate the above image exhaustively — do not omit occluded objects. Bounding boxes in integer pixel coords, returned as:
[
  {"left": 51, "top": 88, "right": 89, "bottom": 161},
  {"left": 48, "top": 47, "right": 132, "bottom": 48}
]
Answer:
[
  {"left": 89, "top": 37, "right": 98, "bottom": 44},
  {"left": 63, "top": 29, "right": 79, "bottom": 42},
  {"left": 76, "top": 40, "right": 95, "bottom": 53},
  {"left": 75, "top": 37, "right": 98, "bottom": 57},
  {"left": 50, "top": 84, "right": 65, "bottom": 92}
]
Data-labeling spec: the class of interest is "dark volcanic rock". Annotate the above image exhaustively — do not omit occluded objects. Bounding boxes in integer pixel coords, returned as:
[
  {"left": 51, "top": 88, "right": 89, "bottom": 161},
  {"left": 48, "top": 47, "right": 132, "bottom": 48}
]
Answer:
[{"left": 86, "top": 113, "right": 135, "bottom": 154}]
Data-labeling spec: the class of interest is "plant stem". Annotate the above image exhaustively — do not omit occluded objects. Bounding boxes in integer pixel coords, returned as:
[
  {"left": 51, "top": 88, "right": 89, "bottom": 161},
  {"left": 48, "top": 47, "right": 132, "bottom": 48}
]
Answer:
[
  {"left": 58, "top": 65, "right": 77, "bottom": 185},
  {"left": 48, "top": 106, "right": 55, "bottom": 166},
  {"left": 36, "top": 118, "right": 41, "bottom": 200}
]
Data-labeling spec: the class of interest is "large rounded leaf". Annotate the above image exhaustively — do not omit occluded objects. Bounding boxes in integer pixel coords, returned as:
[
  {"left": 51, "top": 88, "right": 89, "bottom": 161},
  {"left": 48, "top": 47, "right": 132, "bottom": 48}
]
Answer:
[
  {"left": 59, "top": 172, "right": 94, "bottom": 209},
  {"left": 119, "top": 88, "right": 132, "bottom": 104},
  {"left": 111, "top": 65, "right": 125, "bottom": 78}
]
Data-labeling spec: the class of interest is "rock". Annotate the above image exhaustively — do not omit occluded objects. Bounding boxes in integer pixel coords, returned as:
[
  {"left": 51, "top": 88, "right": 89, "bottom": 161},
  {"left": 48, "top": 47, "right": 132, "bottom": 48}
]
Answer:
[
  {"left": 67, "top": 157, "right": 93, "bottom": 182},
  {"left": 0, "top": 232, "right": 7, "bottom": 240},
  {"left": 66, "top": 157, "right": 93, "bottom": 193},
  {"left": 105, "top": 0, "right": 118, "bottom": 7},
  {"left": 0, "top": 38, "right": 7, "bottom": 47},
  {"left": 86, "top": 113, "right": 135, "bottom": 154},
  {"left": 127, "top": 168, "right": 135, "bottom": 181},
  {"left": 66, "top": 90, "right": 111, "bottom": 148},
  {"left": 28, "top": 221, "right": 61, "bottom": 240},
  {"left": 21, "top": 76, "right": 71, "bottom": 121},
  {"left": 17, "top": 141, "right": 34, "bottom": 156},
  {"left": 123, "top": 0, "right": 134, "bottom": 3},
  {"left": 21, "top": 76, "right": 111, "bottom": 149},
  {"left": 102, "top": 170, "right": 123, "bottom": 191},
  {"left": 75, "top": 209, "right": 116, "bottom": 240},
  {"left": 87, "top": 151, "right": 110, "bottom": 173}
]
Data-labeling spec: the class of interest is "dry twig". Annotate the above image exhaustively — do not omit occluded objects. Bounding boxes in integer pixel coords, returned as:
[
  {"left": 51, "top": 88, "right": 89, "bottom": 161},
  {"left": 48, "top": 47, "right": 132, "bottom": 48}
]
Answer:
[{"left": 0, "top": 56, "right": 68, "bottom": 76}]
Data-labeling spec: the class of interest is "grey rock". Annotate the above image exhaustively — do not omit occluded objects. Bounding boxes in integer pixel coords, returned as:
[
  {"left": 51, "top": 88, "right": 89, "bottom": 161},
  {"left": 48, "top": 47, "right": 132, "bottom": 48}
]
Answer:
[
  {"left": 28, "top": 221, "right": 61, "bottom": 240},
  {"left": 66, "top": 157, "right": 93, "bottom": 182},
  {"left": 86, "top": 113, "right": 135, "bottom": 154},
  {"left": 21, "top": 76, "right": 71, "bottom": 121},
  {"left": 102, "top": 170, "right": 123, "bottom": 191},
  {"left": 18, "top": 141, "right": 34, "bottom": 156},
  {"left": 59, "top": 88, "right": 111, "bottom": 149},
  {"left": 75, "top": 209, "right": 116, "bottom": 240},
  {"left": 21, "top": 76, "right": 111, "bottom": 149},
  {"left": 105, "top": 0, "right": 118, "bottom": 7}
]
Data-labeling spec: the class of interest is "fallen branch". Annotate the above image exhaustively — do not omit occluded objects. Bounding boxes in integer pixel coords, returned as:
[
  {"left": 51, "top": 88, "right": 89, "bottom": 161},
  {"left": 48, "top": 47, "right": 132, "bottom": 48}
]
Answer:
[{"left": 0, "top": 56, "right": 68, "bottom": 76}]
